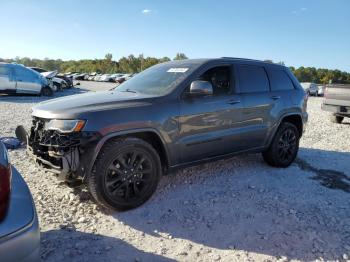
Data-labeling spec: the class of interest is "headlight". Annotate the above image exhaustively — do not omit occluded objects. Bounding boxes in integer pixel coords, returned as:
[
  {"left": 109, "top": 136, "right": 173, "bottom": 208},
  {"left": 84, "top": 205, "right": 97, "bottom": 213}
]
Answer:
[{"left": 45, "top": 119, "right": 86, "bottom": 133}]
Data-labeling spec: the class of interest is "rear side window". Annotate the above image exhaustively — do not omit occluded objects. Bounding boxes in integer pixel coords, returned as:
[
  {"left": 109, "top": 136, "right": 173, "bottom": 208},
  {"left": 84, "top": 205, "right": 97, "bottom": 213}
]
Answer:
[
  {"left": 0, "top": 65, "right": 9, "bottom": 76},
  {"left": 268, "top": 69, "right": 295, "bottom": 91},
  {"left": 238, "top": 65, "right": 269, "bottom": 93}
]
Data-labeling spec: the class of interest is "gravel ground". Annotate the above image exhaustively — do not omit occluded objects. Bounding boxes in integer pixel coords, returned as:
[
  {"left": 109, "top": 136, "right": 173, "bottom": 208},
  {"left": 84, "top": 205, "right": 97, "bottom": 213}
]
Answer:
[{"left": 0, "top": 84, "right": 349, "bottom": 262}]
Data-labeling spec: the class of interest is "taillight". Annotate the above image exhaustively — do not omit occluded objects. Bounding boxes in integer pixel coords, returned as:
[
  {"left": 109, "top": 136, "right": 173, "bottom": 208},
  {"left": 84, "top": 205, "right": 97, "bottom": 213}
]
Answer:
[{"left": 0, "top": 145, "right": 11, "bottom": 221}]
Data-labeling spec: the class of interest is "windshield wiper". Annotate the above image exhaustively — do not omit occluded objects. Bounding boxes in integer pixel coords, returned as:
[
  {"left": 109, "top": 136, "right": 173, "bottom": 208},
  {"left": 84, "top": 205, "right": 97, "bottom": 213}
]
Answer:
[{"left": 120, "top": 88, "right": 137, "bottom": 93}]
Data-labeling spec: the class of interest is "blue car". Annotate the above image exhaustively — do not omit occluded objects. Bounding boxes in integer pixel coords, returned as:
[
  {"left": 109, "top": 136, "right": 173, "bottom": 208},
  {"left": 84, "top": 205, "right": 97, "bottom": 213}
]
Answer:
[{"left": 0, "top": 141, "right": 40, "bottom": 261}]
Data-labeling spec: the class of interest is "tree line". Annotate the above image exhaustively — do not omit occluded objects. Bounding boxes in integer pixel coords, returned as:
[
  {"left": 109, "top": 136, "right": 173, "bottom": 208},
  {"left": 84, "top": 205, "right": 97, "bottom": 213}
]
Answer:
[{"left": 1, "top": 54, "right": 349, "bottom": 84}]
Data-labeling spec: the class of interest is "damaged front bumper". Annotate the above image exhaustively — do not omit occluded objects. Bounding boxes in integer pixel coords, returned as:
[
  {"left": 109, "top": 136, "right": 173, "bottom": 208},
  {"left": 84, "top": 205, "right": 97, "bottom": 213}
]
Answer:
[{"left": 22, "top": 117, "right": 101, "bottom": 183}]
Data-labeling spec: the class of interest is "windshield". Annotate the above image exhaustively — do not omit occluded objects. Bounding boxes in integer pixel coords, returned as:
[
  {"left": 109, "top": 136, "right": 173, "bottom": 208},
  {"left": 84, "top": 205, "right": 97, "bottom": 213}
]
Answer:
[{"left": 115, "top": 62, "right": 199, "bottom": 95}]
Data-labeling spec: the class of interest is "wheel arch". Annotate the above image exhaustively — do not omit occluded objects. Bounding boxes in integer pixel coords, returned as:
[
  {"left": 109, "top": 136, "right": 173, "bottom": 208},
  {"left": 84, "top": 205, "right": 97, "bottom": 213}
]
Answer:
[
  {"left": 88, "top": 128, "right": 170, "bottom": 177},
  {"left": 266, "top": 113, "right": 304, "bottom": 148},
  {"left": 280, "top": 114, "right": 303, "bottom": 137}
]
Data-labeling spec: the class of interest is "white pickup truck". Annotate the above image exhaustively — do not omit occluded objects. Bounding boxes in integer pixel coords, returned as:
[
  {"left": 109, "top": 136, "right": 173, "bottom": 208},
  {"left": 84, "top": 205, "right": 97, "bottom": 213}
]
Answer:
[{"left": 322, "top": 84, "right": 350, "bottom": 123}]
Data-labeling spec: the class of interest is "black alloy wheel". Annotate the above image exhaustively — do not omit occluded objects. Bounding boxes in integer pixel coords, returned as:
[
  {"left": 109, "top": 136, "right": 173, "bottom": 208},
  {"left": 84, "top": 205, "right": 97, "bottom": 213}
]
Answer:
[
  {"left": 104, "top": 149, "right": 154, "bottom": 202},
  {"left": 262, "top": 122, "right": 300, "bottom": 167},
  {"left": 276, "top": 128, "right": 297, "bottom": 164},
  {"left": 88, "top": 137, "right": 161, "bottom": 211}
]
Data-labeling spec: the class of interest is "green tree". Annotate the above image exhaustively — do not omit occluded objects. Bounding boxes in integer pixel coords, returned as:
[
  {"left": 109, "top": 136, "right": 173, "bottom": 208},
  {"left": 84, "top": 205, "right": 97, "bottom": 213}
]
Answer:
[
  {"left": 105, "top": 53, "right": 113, "bottom": 61},
  {"left": 173, "top": 53, "right": 188, "bottom": 60}
]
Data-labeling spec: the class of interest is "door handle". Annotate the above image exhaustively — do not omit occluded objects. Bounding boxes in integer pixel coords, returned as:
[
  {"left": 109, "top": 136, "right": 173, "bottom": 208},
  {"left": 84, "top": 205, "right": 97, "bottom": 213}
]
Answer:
[
  {"left": 17, "top": 79, "right": 23, "bottom": 82},
  {"left": 271, "top": 95, "right": 281, "bottom": 100},
  {"left": 227, "top": 99, "right": 241, "bottom": 105}
]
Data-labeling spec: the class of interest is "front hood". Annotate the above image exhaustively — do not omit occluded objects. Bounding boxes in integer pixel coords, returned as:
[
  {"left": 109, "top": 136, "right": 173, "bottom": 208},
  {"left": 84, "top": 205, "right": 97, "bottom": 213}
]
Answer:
[
  {"left": 41, "top": 70, "right": 58, "bottom": 79},
  {"left": 32, "top": 90, "right": 154, "bottom": 119}
]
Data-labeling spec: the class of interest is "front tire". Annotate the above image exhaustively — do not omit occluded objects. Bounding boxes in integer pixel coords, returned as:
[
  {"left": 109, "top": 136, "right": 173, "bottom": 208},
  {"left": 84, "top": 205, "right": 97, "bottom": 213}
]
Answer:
[
  {"left": 87, "top": 137, "right": 161, "bottom": 211},
  {"left": 262, "top": 122, "right": 300, "bottom": 168},
  {"left": 40, "top": 86, "right": 53, "bottom": 96},
  {"left": 330, "top": 114, "right": 344, "bottom": 124}
]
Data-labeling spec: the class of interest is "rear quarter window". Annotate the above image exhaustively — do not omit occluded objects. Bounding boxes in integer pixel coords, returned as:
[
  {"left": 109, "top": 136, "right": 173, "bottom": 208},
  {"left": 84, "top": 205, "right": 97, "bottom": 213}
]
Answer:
[
  {"left": 237, "top": 65, "right": 269, "bottom": 93},
  {"left": 267, "top": 69, "right": 295, "bottom": 91}
]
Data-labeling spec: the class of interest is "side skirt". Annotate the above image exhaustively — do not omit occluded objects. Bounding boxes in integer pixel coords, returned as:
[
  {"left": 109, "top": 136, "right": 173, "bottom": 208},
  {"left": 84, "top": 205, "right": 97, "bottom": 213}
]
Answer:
[{"left": 167, "top": 146, "right": 267, "bottom": 174}]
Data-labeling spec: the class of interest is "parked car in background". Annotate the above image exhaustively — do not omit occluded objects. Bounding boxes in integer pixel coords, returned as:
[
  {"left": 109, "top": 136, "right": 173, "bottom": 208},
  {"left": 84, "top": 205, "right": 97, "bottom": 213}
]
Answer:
[
  {"left": 93, "top": 74, "right": 103, "bottom": 81},
  {"left": 0, "top": 141, "right": 40, "bottom": 262},
  {"left": 22, "top": 58, "right": 308, "bottom": 211},
  {"left": 322, "top": 84, "right": 350, "bottom": 123},
  {"left": 56, "top": 73, "right": 73, "bottom": 88},
  {"left": 114, "top": 74, "right": 128, "bottom": 84},
  {"left": 317, "top": 85, "right": 325, "bottom": 96},
  {"left": 73, "top": 73, "right": 87, "bottom": 80},
  {"left": 100, "top": 74, "right": 114, "bottom": 82},
  {"left": 301, "top": 82, "right": 319, "bottom": 96},
  {"left": 87, "top": 75, "right": 95, "bottom": 81},
  {"left": 29, "top": 67, "right": 68, "bottom": 90},
  {"left": 0, "top": 63, "right": 55, "bottom": 96}
]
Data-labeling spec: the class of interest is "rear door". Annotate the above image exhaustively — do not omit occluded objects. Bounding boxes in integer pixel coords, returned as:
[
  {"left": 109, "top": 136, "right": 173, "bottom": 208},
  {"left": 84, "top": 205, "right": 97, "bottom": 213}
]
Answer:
[
  {"left": 236, "top": 64, "right": 274, "bottom": 149},
  {"left": 13, "top": 66, "right": 41, "bottom": 94},
  {"left": 266, "top": 66, "right": 296, "bottom": 112},
  {"left": 0, "top": 65, "right": 16, "bottom": 92},
  {"left": 178, "top": 64, "right": 244, "bottom": 163}
]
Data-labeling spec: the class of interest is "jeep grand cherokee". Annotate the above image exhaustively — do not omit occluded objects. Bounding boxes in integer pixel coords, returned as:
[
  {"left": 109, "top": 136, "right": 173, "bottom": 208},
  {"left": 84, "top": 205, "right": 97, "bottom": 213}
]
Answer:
[{"left": 20, "top": 58, "right": 308, "bottom": 210}]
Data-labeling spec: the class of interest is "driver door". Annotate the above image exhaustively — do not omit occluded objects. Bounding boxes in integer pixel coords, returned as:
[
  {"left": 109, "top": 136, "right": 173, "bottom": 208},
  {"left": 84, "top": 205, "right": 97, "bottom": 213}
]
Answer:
[{"left": 178, "top": 65, "right": 244, "bottom": 163}]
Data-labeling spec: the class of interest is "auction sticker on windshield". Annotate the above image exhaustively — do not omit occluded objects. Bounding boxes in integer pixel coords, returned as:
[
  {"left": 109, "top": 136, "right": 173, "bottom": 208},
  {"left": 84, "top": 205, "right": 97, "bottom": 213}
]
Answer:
[{"left": 167, "top": 68, "right": 189, "bottom": 73}]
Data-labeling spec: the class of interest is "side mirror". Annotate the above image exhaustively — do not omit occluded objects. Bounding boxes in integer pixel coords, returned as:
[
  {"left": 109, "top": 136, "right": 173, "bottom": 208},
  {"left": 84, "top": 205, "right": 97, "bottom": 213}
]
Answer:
[{"left": 189, "top": 80, "right": 213, "bottom": 96}]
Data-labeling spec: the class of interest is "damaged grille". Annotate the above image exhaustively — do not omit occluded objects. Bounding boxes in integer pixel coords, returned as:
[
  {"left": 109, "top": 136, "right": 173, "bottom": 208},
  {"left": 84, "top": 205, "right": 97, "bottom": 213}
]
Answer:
[{"left": 28, "top": 117, "right": 99, "bottom": 177}]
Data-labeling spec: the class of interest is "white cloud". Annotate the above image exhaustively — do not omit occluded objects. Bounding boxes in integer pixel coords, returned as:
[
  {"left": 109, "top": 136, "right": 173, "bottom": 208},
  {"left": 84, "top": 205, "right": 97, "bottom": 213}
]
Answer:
[
  {"left": 142, "top": 9, "right": 152, "bottom": 14},
  {"left": 291, "top": 7, "right": 307, "bottom": 15}
]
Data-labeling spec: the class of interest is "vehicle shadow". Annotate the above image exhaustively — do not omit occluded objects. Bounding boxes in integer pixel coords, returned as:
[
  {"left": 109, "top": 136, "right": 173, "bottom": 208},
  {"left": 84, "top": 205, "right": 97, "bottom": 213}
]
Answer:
[
  {"left": 113, "top": 148, "right": 350, "bottom": 261},
  {"left": 41, "top": 228, "right": 175, "bottom": 262},
  {"left": 0, "top": 87, "right": 89, "bottom": 104}
]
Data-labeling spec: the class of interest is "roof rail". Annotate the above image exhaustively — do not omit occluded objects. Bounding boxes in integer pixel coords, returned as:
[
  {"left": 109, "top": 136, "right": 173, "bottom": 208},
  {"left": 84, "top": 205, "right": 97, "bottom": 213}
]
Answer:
[{"left": 220, "top": 57, "right": 265, "bottom": 62}]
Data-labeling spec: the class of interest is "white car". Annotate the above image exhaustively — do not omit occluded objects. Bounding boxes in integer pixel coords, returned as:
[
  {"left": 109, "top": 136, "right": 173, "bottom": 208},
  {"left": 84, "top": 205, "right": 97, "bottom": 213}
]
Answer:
[
  {"left": 93, "top": 74, "right": 103, "bottom": 81},
  {"left": 317, "top": 85, "right": 325, "bottom": 96},
  {"left": 301, "top": 82, "right": 319, "bottom": 96},
  {"left": 99, "top": 74, "right": 113, "bottom": 82},
  {"left": 0, "top": 63, "right": 56, "bottom": 96}
]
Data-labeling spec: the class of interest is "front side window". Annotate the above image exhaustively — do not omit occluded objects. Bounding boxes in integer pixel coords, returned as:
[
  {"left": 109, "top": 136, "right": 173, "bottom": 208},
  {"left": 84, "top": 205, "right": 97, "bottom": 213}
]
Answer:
[
  {"left": 268, "top": 69, "right": 295, "bottom": 91},
  {"left": 197, "top": 66, "right": 232, "bottom": 96},
  {"left": 238, "top": 65, "right": 269, "bottom": 93}
]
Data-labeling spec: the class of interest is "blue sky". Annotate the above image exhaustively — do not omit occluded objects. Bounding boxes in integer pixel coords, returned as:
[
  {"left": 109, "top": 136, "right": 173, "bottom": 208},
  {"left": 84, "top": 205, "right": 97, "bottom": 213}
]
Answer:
[{"left": 1, "top": 0, "right": 349, "bottom": 71}]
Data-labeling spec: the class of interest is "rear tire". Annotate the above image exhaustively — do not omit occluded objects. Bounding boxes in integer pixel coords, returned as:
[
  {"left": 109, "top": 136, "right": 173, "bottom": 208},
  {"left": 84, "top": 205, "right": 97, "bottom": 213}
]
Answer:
[
  {"left": 87, "top": 137, "right": 162, "bottom": 211},
  {"left": 330, "top": 114, "right": 344, "bottom": 124},
  {"left": 40, "top": 86, "right": 53, "bottom": 96},
  {"left": 262, "top": 122, "right": 300, "bottom": 168}
]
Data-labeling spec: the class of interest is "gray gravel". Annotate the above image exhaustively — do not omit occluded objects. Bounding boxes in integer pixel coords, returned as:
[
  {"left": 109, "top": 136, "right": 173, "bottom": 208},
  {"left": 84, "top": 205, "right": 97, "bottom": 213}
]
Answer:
[{"left": 0, "top": 85, "right": 349, "bottom": 262}]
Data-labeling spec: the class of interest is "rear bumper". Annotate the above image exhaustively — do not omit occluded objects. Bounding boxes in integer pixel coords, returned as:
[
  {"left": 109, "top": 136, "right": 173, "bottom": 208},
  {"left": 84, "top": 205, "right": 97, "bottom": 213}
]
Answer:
[
  {"left": 0, "top": 168, "right": 40, "bottom": 262},
  {"left": 321, "top": 103, "right": 350, "bottom": 116}
]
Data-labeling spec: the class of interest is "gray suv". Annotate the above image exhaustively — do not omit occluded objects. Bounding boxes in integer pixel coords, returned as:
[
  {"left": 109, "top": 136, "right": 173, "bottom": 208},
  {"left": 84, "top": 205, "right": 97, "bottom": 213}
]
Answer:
[{"left": 21, "top": 58, "right": 308, "bottom": 210}]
